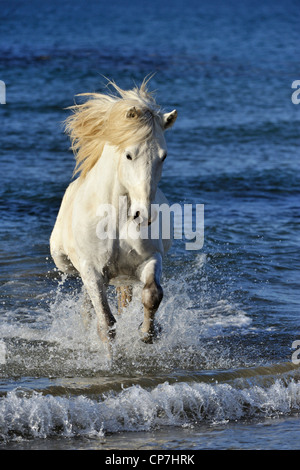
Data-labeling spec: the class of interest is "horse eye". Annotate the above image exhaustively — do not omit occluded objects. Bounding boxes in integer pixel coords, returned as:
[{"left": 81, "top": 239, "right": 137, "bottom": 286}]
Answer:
[{"left": 126, "top": 153, "right": 132, "bottom": 160}]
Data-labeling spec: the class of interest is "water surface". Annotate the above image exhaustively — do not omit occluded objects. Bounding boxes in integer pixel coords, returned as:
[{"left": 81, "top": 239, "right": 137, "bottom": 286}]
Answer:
[{"left": 0, "top": 0, "right": 300, "bottom": 449}]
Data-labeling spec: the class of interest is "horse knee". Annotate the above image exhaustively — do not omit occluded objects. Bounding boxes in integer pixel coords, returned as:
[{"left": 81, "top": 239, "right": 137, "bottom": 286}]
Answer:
[{"left": 142, "top": 282, "right": 163, "bottom": 312}]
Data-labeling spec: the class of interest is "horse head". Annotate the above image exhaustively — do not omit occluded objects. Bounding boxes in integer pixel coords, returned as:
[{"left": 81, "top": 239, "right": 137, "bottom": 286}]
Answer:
[{"left": 117, "top": 106, "right": 177, "bottom": 224}]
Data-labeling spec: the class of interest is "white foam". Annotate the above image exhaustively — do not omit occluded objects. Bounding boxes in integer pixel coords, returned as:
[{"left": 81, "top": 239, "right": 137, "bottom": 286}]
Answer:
[
  {"left": 1, "top": 379, "right": 300, "bottom": 440},
  {"left": 197, "top": 299, "right": 252, "bottom": 337}
]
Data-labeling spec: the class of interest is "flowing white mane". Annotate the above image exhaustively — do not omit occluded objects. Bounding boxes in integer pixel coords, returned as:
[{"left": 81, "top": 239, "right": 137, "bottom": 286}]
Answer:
[{"left": 65, "top": 78, "right": 163, "bottom": 178}]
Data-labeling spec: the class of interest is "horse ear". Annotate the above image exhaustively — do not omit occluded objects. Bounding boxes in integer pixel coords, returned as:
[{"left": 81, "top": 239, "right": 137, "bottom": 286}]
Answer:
[
  {"left": 126, "top": 106, "right": 141, "bottom": 119},
  {"left": 163, "top": 109, "right": 177, "bottom": 129}
]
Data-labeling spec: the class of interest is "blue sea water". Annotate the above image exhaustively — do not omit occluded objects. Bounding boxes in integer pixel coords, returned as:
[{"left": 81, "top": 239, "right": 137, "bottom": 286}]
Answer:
[{"left": 0, "top": 0, "right": 300, "bottom": 450}]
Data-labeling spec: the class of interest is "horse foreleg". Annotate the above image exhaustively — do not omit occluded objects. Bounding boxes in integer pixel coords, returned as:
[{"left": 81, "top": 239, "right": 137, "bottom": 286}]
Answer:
[
  {"left": 80, "top": 270, "right": 116, "bottom": 343},
  {"left": 116, "top": 285, "right": 133, "bottom": 314},
  {"left": 138, "top": 255, "right": 163, "bottom": 344},
  {"left": 80, "top": 288, "right": 94, "bottom": 329}
]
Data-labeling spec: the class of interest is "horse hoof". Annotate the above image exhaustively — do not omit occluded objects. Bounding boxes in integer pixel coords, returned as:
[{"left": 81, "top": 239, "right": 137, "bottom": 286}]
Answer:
[
  {"left": 139, "top": 322, "right": 162, "bottom": 344},
  {"left": 97, "top": 323, "right": 116, "bottom": 342},
  {"left": 108, "top": 326, "right": 116, "bottom": 341}
]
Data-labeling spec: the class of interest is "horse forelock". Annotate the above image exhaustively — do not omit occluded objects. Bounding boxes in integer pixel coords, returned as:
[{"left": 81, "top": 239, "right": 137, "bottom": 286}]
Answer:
[{"left": 65, "top": 79, "right": 162, "bottom": 179}]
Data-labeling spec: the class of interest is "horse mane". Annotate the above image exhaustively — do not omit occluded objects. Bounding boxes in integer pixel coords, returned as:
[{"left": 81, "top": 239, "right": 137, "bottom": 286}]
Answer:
[{"left": 64, "top": 78, "right": 163, "bottom": 179}]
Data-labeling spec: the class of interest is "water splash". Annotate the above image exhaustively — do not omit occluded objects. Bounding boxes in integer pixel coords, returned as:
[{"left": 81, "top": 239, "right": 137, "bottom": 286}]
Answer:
[{"left": 0, "top": 255, "right": 254, "bottom": 378}]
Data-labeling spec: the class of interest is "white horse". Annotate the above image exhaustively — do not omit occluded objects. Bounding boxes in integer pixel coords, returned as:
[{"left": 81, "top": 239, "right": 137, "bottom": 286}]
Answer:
[{"left": 50, "top": 79, "right": 177, "bottom": 345}]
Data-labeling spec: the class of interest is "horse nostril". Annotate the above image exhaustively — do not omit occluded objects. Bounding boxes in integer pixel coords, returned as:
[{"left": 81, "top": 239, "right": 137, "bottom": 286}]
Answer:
[{"left": 134, "top": 211, "right": 140, "bottom": 219}]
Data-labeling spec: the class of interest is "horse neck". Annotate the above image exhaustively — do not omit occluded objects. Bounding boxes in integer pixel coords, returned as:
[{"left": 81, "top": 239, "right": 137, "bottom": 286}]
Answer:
[{"left": 85, "top": 143, "right": 123, "bottom": 206}]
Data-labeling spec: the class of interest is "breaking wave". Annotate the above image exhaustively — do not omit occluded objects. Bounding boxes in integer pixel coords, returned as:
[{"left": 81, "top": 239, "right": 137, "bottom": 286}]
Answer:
[{"left": 1, "top": 377, "right": 300, "bottom": 441}]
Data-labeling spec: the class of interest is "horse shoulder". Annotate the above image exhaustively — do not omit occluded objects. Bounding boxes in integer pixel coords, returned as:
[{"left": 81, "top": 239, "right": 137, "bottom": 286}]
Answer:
[{"left": 50, "top": 179, "right": 81, "bottom": 269}]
